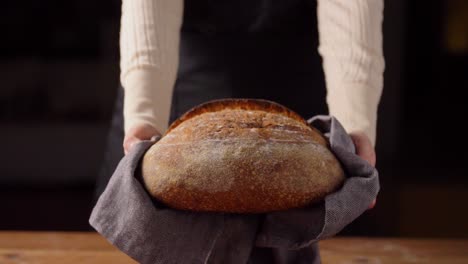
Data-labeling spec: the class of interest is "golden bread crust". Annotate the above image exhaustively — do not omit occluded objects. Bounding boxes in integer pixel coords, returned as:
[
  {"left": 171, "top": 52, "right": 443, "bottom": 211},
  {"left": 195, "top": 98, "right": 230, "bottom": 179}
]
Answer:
[{"left": 142, "top": 99, "right": 344, "bottom": 213}]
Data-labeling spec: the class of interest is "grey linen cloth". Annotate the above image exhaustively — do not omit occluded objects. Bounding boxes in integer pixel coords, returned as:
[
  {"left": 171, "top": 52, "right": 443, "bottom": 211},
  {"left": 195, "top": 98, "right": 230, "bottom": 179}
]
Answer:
[{"left": 89, "top": 115, "right": 380, "bottom": 264}]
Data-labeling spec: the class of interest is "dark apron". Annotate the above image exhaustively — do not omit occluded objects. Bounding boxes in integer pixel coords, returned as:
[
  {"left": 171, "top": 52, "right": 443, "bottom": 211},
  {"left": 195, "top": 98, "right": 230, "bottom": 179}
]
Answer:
[
  {"left": 96, "top": 1, "right": 326, "bottom": 262},
  {"left": 170, "top": 0, "right": 326, "bottom": 122}
]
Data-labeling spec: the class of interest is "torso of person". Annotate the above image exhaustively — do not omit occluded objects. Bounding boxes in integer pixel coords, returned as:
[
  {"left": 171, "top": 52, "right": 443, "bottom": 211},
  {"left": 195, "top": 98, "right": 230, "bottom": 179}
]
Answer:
[{"left": 169, "top": 0, "right": 327, "bottom": 124}]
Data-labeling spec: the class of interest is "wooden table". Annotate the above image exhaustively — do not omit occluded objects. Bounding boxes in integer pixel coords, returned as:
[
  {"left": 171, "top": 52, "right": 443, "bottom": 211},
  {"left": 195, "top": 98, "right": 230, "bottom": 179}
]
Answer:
[{"left": 0, "top": 232, "right": 467, "bottom": 263}]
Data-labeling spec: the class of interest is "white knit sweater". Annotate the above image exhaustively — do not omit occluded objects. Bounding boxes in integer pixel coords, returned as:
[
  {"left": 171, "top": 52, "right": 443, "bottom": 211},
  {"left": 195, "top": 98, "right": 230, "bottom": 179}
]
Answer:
[{"left": 120, "top": 0, "right": 385, "bottom": 146}]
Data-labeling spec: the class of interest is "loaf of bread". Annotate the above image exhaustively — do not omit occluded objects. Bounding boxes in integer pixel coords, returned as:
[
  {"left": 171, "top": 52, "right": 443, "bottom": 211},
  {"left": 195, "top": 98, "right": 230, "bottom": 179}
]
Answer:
[{"left": 141, "top": 99, "right": 345, "bottom": 213}]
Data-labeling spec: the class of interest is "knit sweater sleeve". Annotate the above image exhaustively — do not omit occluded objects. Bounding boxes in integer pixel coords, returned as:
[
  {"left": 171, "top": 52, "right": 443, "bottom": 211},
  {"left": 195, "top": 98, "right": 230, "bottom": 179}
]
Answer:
[
  {"left": 120, "top": 0, "right": 183, "bottom": 134},
  {"left": 317, "top": 0, "right": 385, "bottom": 146}
]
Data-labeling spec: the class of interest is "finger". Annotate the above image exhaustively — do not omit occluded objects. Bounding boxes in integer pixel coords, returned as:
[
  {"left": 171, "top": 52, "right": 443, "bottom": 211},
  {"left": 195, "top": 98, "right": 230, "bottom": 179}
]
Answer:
[
  {"left": 123, "top": 136, "right": 141, "bottom": 155},
  {"left": 123, "top": 124, "right": 161, "bottom": 155},
  {"left": 350, "top": 132, "right": 376, "bottom": 166},
  {"left": 132, "top": 124, "right": 160, "bottom": 140}
]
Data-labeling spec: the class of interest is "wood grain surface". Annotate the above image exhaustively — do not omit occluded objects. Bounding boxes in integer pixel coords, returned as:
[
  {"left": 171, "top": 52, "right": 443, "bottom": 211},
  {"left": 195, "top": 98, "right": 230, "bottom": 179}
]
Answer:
[{"left": 0, "top": 232, "right": 467, "bottom": 263}]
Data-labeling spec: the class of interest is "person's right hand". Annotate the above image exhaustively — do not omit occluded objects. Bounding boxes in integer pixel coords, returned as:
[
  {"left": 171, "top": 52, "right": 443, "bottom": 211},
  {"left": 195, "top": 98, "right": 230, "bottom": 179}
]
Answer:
[{"left": 123, "top": 124, "right": 161, "bottom": 155}]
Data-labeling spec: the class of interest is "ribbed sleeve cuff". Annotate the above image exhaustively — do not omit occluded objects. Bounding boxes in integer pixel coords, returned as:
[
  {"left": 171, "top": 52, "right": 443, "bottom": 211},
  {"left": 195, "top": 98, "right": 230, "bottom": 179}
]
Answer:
[
  {"left": 122, "top": 67, "right": 173, "bottom": 134},
  {"left": 326, "top": 81, "right": 381, "bottom": 147}
]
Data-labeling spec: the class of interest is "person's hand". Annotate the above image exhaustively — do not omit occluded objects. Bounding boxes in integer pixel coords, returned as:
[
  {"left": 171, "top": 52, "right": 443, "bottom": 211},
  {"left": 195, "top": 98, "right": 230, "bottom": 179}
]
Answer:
[
  {"left": 348, "top": 131, "right": 377, "bottom": 209},
  {"left": 123, "top": 124, "right": 161, "bottom": 155}
]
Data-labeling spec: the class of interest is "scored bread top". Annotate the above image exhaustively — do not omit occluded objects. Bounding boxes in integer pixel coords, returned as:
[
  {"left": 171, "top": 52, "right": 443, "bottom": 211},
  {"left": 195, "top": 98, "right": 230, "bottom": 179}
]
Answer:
[
  {"left": 164, "top": 98, "right": 328, "bottom": 146},
  {"left": 168, "top": 99, "right": 306, "bottom": 133}
]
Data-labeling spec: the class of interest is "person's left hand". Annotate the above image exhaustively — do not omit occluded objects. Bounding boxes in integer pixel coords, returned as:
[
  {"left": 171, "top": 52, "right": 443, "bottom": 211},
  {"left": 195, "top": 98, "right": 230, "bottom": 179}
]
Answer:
[{"left": 348, "top": 131, "right": 377, "bottom": 209}]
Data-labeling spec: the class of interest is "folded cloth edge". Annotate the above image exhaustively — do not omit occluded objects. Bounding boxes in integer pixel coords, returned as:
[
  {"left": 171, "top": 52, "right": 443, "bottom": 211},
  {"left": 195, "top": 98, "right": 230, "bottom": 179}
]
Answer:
[{"left": 254, "top": 115, "right": 380, "bottom": 249}]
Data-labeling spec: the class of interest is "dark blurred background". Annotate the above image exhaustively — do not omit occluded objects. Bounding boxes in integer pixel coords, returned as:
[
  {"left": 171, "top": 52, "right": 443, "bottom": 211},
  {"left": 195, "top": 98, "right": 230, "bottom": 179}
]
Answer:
[{"left": 1, "top": 0, "right": 467, "bottom": 237}]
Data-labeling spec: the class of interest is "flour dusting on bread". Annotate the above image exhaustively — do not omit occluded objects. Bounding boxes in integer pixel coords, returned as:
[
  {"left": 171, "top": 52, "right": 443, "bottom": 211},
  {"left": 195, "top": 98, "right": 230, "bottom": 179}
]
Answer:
[{"left": 141, "top": 98, "right": 344, "bottom": 213}]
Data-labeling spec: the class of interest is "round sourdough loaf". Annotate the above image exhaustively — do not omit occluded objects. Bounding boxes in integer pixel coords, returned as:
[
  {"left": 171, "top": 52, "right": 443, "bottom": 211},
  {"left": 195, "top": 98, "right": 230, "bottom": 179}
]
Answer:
[{"left": 141, "top": 99, "right": 345, "bottom": 213}]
